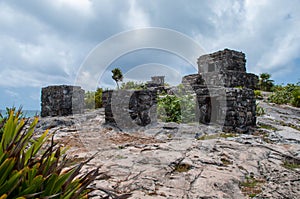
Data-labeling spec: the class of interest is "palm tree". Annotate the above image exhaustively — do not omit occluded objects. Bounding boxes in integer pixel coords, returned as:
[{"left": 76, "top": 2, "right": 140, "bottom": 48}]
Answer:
[
  {"left": 259, "top": 73, "right": 274, "bottom": 91},
  {"left": 112, "top": 68, "right": 123, "bottom": 89}
]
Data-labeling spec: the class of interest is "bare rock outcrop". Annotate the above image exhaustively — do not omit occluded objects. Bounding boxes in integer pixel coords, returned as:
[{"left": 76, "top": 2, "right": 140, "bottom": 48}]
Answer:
[{"left": 35, "top": 100, "right": 300, "bottom": 199}]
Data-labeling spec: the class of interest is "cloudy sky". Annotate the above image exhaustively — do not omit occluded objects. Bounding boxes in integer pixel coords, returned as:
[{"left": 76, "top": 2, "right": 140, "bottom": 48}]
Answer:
[{"left": 0, "top": 0, "right": 299, "bottom": 110}]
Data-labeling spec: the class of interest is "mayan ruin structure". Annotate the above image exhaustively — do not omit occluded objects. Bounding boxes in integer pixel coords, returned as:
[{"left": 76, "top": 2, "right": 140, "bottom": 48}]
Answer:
[
  {"left": 183, "top": 48, "right": 258, "bottom": 132},
  {"left": 41, "top": 85, "right": 85, "bottom": 117},
  {"left": 41, "top": 49, "right": 258, "bottom": 133}
]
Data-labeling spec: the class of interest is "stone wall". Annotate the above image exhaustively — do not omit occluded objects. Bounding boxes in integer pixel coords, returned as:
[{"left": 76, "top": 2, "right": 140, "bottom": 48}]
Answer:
[
  {"left": 147, "top": 76, "right": 165, "bottom": 88},
  {"left": 198, "top": 48, "right": 246, "bottom": 73},
  {"left": 197, "top": 49, "right": 258, "bottom": 90},
  {"left": 41, "top": 49, "right": 258, "bottom": 133},
  {"left": 183, "top": 49, "right": 258, "bottom": 132},
  {"left": 201, "top": 71, "right": 258, "bottom": 89},
  {"left": 195, "top": 87, "right": 256, "bottom": 133},
  {"left": 41, "top": 85, "right": 84, "bottom": 117},
  {"left": 102, "top": 90, "right": 157, "bottom": 129}
]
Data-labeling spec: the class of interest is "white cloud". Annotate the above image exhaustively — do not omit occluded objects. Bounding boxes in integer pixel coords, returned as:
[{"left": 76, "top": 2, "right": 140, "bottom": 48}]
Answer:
[
  {"left": 189, "top": 0, "right": 300, "bottom": 78},
  {"left": 123, "top": 0, "right": 150, "bottom": 29},
  {"left": 1, "top": 0, "right": 300, "bottom": 109},
  {"left": 5, "top": 89, "right": 19, "bottom": 97},
  {"left": 51, "top": 0, "right": 93, "bottom": 17}
]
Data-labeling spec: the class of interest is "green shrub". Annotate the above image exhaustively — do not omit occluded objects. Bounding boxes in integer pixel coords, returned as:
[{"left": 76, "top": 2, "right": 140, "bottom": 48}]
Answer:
[
  {"left": 157, "top": 93, "right": 181, "bottom": 123},
  {"left": 94, "top": 88, "right": 103, "bottom": 108},
  {"left": 85, "top": 91, "right": 95, "bottom": 109},
  {"left": 269, "top": 86, "right": 290, "bottom": 104},
  {"left": 256, "top": 103, "right": 265, "bottom": 116},
  {"left": 157, "top": 87, "right": 196, "bottom": 123},
  {"left": 254, "top": 90, "right": 263, "bottom": 99},
  {"left": 0, "top": 109, "right": 99, "bottom": 198},
  {"left": 269, "top": 83, "right": 300, "bottom": 107},
  {"left": 179, "top": 93, "right": 196, "bottom": 123},
  {"left": 291, "top": 86, "right": 300, "bottom": 107}
]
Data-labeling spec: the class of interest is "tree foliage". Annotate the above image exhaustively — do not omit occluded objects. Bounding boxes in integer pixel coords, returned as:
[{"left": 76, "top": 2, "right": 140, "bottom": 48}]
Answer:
[
  {"left": 111, "top": 68, "right": 123, "bottom": 89},
  {"left": 94, "top": 88, "right": 103, "bottom": 108},
  {"left": 259, "top": 73, "right": 274, "bottom": 91},
  {"left": 84, "top": 88, "right": 103, "bottom": 109},
  {"left": 84, "top": 91, "right": 95, "bottom": 109}
]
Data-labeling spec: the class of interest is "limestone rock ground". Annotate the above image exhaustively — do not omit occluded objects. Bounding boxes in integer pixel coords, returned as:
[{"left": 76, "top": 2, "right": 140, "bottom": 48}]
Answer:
[{"left": 35, "top": 100, "right": 300, "bottom": 199}]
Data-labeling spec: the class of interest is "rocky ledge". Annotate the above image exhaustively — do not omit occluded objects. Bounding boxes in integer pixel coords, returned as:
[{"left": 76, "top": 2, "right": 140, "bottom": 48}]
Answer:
[{"left": 35, "top": 100, "right": 300, "bottom": 199}]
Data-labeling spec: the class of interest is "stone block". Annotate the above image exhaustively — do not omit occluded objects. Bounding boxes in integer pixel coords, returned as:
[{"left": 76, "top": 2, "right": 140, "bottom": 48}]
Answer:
[{"left": 41, "top": 85, "right": 84, "bottom": 117}]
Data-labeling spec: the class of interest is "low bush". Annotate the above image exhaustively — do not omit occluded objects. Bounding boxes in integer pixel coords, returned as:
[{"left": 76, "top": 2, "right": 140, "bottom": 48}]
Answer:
[
  {"left": 254, "top": 90, "right": 263, "bottom": 99},
  {"left": 157, "top": 94, "right": 181, "bottom": 123},
  {"left": 291, "top": 86, "right": 300, "bottom": 107},
  {"left": 269, "top": 83, "right": 300, "bottom": 107},
  {"left": 256, "top": 103, "right": 265, "bottom": 116},
  {"left": 157, "top": 87, "right": 196, "bottom": 123}
]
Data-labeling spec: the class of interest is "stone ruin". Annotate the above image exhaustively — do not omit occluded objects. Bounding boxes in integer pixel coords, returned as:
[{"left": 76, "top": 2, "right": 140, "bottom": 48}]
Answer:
[
  {"left": 40, "top": 49, "right": 258, "bottom": 133},
  {"left": 182, "top": 49, "right": 258, "bottom": 132},
  {"left": 102, "top": 49, "right": 258, "bottom": 132},
  {"left": 197, "top": 49, "right": 258, "bottom": 89},
  {"left": 41, "top": 85, "right": 84, "bottom": 117},
  {"left": 146, "top": 76, "right": 165, "bottom": 88},
  {"left": 102, "top": 90, "right": 157, "bottom": 129}
]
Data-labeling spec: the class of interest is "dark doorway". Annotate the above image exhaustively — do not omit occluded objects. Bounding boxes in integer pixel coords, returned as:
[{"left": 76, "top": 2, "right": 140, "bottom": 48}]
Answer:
[
  {"left": 199, "top": 96, "right": 219, "bottom": 124},
  {"left": 210, "top": 97, "right": 219, "bottom": 123}
]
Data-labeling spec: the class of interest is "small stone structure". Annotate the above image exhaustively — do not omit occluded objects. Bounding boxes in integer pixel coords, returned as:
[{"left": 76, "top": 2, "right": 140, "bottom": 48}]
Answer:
[
  {"left": 197, "top": 49, "right": 258, "bottom": 89},
  {"left": 147, "top": 76, "right": 165, "bottom": 88},
  {"left": 41, "top": 85, "right": 84, "bottom": 117},
  {"left": 183, "top": 49, "right": 258, "bottom": 132},
  {"left": 102, "top": 90, "right": 157, "bottom": 129}
]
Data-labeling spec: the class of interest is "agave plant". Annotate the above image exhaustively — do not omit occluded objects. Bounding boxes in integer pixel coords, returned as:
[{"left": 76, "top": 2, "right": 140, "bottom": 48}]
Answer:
[{"left": 0, "top": 109, "right": 100, "bottom": 199}]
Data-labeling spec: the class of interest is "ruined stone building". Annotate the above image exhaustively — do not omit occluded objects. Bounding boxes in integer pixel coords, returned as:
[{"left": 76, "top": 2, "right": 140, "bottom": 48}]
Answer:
[
  {"left": 102, "top": 49, "right": 258, "bottom": 132},
  {"left": 41, "top": 85, "right": 84, "bottom": 117},
  {"left": 182, "top": 49, "right": 258, "bottom": 132},
  {"left": 146, "top": 76, "right": 165, "bottom": 88},
  {"left": 102, "top": 89, "right": 157, "bottom": 130},
  {"left": 41, "top": 49, "right": 258, "bottom": 133}
]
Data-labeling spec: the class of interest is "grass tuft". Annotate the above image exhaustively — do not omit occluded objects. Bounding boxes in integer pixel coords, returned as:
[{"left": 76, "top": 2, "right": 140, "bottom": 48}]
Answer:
[
  {"left": 240, "top": 175, "right": 265, "bottom": 198},
  {"left": 282, "top": 159, "right": 300, "bottom": 170}
]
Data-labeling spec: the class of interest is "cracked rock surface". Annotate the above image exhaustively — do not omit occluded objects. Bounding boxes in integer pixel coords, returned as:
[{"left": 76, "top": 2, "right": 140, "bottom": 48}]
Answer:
[{"left": 36, "top": 101, "right": 300, "bottom": 199}]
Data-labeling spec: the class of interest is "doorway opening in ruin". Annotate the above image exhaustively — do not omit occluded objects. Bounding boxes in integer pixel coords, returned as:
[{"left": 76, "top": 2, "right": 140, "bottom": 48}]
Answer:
[
  {"left": 210, "top": 97, "right": 220, "bottom": 124},
  {"left": 199, "top": 96, "right": 220, "bottom": 125}
]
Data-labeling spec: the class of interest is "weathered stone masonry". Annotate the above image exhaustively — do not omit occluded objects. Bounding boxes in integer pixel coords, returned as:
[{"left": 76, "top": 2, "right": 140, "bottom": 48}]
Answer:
[
  {"left": 102, "top": 90, "right": 157, "bottom": 129},
  {"left": 183, "top": 49, "right": 258, "bottom": 132},
  {"left": 41, "top": 85, "right": 84, "bottom": 117},
  {"left": 197, "top": 49, "right": 258, "bottom": 89},
  {"left": 41, "top": 49, "right": 258, "bottom": 133}
]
